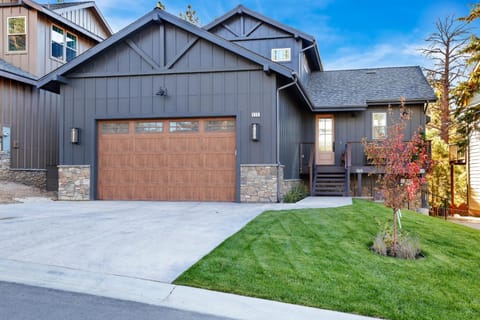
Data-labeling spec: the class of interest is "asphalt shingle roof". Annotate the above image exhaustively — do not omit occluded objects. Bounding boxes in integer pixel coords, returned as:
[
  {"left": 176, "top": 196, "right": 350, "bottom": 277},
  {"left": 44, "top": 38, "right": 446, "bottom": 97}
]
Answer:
[
  {"left": 0, "top": 59, "right": 36, "bottom": 80},
  {"left": 305, "top": 66, "right": 437, "bottom": 110}
]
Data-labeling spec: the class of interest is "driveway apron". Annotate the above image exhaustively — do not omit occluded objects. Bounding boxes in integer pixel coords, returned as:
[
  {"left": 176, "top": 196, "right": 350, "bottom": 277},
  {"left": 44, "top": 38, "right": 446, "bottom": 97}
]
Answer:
[{"left": 0, "top": 201, "right": 272, "bottom": 283}]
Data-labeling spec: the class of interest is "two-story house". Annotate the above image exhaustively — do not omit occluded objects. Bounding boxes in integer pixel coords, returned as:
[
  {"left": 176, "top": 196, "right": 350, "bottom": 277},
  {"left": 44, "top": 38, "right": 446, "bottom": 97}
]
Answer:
[
  {"left": 39, "top": 5, "right": 436, "bottom": 202},
  {"left": 0, "top": 0, "right": 111, "bottom": 189}
]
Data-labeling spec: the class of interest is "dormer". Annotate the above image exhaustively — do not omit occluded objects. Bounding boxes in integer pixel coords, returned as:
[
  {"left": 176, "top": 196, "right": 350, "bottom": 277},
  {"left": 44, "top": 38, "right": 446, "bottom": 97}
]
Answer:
[{"left": 204, "top": 5, "right": 323, "bottom": 80}]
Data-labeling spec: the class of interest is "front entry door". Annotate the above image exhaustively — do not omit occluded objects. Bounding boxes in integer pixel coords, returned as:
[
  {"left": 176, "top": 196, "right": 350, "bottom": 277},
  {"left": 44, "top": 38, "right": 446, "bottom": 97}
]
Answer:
[{"left": 316, "top": 115, "right": 335, "bottom": 165}]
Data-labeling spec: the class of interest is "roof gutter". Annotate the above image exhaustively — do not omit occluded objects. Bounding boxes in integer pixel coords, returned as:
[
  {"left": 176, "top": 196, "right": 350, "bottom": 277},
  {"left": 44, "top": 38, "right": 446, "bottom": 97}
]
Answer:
[
  {"left": 366, "top": 98, "right": 437, "bottom": 105},
  {"left": 0, "top": 70, "right": 36, "bottom": 86}
]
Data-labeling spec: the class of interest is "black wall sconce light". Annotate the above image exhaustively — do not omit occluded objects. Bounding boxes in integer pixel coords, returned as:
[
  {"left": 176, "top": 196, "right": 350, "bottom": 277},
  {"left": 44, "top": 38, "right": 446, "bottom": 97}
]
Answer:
[
  {"left": 71, "top": 127, "right": 80, "bottom": 144},
  {"left": 251, "top": 123, "right": 260, "bottom": 141},
  {"left": 156, "top": 86, "right": 168, "bottom": 96}
]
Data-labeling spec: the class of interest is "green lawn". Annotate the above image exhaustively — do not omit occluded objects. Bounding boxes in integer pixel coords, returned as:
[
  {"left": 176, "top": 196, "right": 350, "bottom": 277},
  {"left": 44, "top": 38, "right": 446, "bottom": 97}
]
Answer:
[{"left": 175, "top": 200, "right": 480, "bottom": 320}]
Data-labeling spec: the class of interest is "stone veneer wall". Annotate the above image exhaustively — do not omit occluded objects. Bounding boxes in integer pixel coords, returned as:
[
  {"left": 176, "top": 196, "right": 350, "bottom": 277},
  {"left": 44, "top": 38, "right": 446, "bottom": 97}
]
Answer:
[
  {"left": 58, "top": 165, "right": 90, "bottom": 200},
  {"left": 0, "top": 152, "right": 47, "bottom": 189},
  {"left": 0, "top": 168, "right": 47, "bottom": 189},
  {"left": 240, "top": 164, "right": 284, "bottom": 203}
]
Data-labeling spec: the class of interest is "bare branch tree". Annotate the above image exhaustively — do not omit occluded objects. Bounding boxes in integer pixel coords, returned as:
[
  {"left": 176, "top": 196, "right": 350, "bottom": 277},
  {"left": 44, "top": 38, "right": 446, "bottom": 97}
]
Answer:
[{"left": 420, "top": 16, "right": 469, "bottom": 144}]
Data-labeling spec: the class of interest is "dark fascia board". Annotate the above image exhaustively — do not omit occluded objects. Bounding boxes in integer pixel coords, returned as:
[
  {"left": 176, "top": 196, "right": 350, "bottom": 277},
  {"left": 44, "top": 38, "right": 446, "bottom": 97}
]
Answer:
[
  {"left": 366, "top": 97, "right": 437, "bottom": 105},
  {"left": 46, "top": 1, "right": 113, "bottom": 36},
  {"left": 21, "top": 0, "right": 107, "bottom": 42},
  {"left": 312, "top": 106, "right": 368, "bottom": 112},
  {"left": 39, "top": 8, "right": 297, "bottom": 93},
  {"left": 0, "top": 70, "right": 37, "bottom": 86},
  {"left": 204, "top": 5, "right": 322, "bottom": 72}
]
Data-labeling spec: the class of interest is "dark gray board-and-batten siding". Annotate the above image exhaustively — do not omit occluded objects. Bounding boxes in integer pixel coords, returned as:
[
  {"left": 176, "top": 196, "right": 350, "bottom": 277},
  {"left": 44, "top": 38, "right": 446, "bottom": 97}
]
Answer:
[{"left": 0, "top": 78, "right": 59, "bottom": 169}]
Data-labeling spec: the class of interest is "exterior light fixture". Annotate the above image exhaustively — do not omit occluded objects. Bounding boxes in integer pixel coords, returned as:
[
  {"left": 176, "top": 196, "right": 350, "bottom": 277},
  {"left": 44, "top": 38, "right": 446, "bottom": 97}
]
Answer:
[
  {"left": 71, "top": 127, "right": 79, "bottom": 144},
  {"left": 251, "top": 123, "right": 260, "bottom": 141},
  {"left": 156, "top": 86, "right": 168, "bottom": 96}
]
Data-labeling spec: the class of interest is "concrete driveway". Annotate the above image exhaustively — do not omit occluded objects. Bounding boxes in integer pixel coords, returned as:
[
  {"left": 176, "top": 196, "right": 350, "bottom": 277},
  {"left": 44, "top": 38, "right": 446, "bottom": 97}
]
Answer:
[
  {"left": 0, "top": 200, "right": 276, "bottom": 283},
  {"left": 0, "top": 197, "right": 352, "bottom": 285}
]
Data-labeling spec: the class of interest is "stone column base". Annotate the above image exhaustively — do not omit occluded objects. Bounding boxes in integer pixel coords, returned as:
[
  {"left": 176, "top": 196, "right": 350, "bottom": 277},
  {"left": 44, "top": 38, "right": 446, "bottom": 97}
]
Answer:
[
  {"left": 58, "top": 165, "right": 90, "bottom": 200},
  {"left": 240, "top": 164, "right": 284, "bottom": 203}
]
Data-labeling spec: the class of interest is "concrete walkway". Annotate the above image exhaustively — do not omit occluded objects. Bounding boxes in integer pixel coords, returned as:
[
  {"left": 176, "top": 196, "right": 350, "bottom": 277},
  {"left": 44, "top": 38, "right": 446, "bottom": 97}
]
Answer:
[{"left": 0, "top": 197, "right": 381, "bottom": 320}]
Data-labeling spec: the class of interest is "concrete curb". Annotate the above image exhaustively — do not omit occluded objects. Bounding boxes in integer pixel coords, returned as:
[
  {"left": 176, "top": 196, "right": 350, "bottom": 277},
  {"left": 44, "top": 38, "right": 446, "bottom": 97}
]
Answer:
[{"left": 0, "top": 258, "right": 378, "bottom": 320}]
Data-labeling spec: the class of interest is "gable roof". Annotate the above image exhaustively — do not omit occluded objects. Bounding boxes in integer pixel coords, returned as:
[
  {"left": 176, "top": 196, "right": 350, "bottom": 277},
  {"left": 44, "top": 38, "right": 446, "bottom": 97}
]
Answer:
[
  {"left": 0, "top": 59, "right": 37, "bottom": 85},
  {"left": 305, "top": 66, "right": 437, "bottom": 111},
  {"left": 204, "top": 5, "right": 315, "bottom": 42},
  {"left": 39, "top": 7, "right": 301, "bottom": 93},
  {"left": 42, "top": 1, "right": 113, "bottom": 35},
  {"left": 204, "top": 5, "right": 322, "bottom": 71},
  {"left": 16, "top": 0, "right": 112, "bottom": 42}
]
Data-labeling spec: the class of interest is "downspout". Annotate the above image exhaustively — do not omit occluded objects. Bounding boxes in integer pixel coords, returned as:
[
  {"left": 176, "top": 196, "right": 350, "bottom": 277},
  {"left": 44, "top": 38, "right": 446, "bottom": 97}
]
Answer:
[{"left": 276, "top": 75, "right": 298, "bottom": 202}]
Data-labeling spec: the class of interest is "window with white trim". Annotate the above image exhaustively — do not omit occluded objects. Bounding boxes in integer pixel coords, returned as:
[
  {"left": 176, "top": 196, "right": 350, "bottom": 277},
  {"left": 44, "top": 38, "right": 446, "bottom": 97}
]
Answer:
[
  {"left": 372, "top": 112, "right": 387, "bottom": 139},
  {"left": 271, "top": 48, "right": 291, "bottom": 62},
  {"left": 7, "top": 16, "right": 27, "bottom": 52},
  {"left": 51, "top": 25, "right": 77, "bottom": 62}
]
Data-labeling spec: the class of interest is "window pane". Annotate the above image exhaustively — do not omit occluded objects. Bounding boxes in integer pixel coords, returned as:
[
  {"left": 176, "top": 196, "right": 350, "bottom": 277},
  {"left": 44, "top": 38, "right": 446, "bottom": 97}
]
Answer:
[
  {"left": 206, "top": 120, "right": 235, "bottom": 132},
  {"left": 65, "top": 33, "right": 77, "bottom": 62},
  {"left": 66, "top": 48, "right": 76, "bottom": 62},
  {"left": 51, "top": 26, "right": 64, "bottom": 44},
  {"left": 372, "top": 113, "right": 387, "bottom": 139},
  {"left": 169, "top": 121, "right": 199, "bottom": 133},
  {"left": 8, "top": 17, "right": 25, "bottom": 34},
  {"left": 66, "top": 33, "right": 77, "bottom": 49},
  {"left": 7, "top": 17, "right": 26, "bottom": 51},
  {"left": 271, "top": 48, "right": 291, "bottom": 62},
  {"left": 8, "top": 35, "right": 26, "bottom": 51},
  {"left": 135, "top": 121, "right": 163, "bottom": 133},
  {"left": 51, "top": 26, "right": 64, "bottom": 60},
  {"left": 102, "top": 122, "right": 129, "bottom": 134}
]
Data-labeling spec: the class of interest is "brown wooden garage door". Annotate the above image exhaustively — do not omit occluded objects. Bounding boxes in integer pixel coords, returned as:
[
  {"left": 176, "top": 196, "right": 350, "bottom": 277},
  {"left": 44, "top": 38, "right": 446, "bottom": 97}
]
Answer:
[{"left": 97, "top": 118, "right": 236, "bottom": 201}]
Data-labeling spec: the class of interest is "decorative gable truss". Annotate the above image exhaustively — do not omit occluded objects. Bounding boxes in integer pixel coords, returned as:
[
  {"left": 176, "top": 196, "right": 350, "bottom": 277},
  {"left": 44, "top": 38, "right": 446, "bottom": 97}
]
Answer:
[{"left": 69, "top": 22, "right": 261, "bottom": 78}]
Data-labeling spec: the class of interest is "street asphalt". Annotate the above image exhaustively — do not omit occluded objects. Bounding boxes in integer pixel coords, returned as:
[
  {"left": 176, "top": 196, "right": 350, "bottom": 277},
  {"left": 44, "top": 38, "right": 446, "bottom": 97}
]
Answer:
[{"left": 0, "top": 281, "right": 231, "bottom": 320}]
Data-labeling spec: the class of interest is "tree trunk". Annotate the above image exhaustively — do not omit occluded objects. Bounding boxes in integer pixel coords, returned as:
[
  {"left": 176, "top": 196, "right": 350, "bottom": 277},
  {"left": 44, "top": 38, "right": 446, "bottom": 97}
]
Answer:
[{"left": 441, "top": 43, "right": 450, "bottom": 144}]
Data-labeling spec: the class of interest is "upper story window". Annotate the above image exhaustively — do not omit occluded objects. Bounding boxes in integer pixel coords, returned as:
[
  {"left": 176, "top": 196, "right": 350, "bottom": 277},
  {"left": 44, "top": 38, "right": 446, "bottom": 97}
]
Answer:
[
  {"left": 51, "top": 25, "right": 77, "bottom": 62},
  {"left": 372, "top": 112, "right": 387, "bottom": 139},
  {"left": 7, "top": 16, "right": 27, "bottom": 52},
  {"left": 271, "top": 48, "right": 291, "bottom": 62}
]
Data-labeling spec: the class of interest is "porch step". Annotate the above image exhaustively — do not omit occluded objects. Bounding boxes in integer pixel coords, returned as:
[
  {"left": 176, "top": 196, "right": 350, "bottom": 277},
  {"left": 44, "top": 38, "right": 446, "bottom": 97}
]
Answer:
[{"left": 312, "top": 168, "right": 346, "bottom": 196}]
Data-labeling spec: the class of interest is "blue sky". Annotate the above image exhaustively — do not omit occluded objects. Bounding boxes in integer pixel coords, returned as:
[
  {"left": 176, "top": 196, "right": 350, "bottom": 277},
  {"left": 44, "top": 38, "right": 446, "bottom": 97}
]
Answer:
[{"left": 88, "top": 0, "right": 476, "bottom": 70}]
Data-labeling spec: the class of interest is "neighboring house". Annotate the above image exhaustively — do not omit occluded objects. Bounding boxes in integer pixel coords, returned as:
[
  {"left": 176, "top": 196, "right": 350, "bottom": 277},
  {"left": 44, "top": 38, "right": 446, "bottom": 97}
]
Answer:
[
  {"left": 39, "top": 5, "right": 436, "bottom": 202},
  {"left": 0, "top": 0, "right": 111, "bottom": 189},
  {"left": 466, "top": 91, "right": 480, "bottom": 215}
]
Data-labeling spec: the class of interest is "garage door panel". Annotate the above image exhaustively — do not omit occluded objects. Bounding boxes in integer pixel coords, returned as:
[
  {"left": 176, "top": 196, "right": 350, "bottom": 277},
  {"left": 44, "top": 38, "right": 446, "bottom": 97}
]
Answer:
[
  {"left": 98, "top": 118, "right": 236, "bottom": 201},
  {"left": 134, "top": 154, "right": 168, "bottom": 168}
]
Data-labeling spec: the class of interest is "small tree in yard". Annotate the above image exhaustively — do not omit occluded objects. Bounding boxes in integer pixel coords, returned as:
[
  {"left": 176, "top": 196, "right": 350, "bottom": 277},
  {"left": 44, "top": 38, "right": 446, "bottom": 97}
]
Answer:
[{"left": 363, "top": 103, "right": 431, "bottom": 257}]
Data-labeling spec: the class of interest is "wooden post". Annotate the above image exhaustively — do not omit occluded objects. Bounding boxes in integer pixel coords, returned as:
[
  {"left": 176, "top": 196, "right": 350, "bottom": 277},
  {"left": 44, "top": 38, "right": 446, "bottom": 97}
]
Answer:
[
  {"left": 450, "top": 163, "right": 455, "bottom": 208},
  {"left": 357, "top": 172, "right": 362, "bottom": 196}
]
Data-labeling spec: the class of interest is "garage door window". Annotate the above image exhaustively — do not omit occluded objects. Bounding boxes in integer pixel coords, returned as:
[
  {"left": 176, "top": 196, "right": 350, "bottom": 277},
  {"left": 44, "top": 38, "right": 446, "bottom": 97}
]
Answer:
[
  {"left": 135, "top": 121, "right": 163, "bottom": 133},
  {"left": 206, "top": 120, "right": 235, "bottom": 132},
  {"left": 101, "top": 122, "right": 129, "bottom": 134},
  {"left": 169, "top": 121, "right": 199, "bottom": 133}
]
